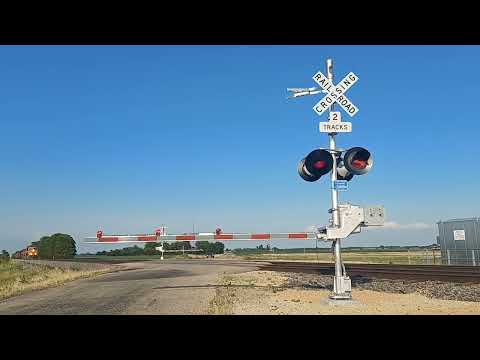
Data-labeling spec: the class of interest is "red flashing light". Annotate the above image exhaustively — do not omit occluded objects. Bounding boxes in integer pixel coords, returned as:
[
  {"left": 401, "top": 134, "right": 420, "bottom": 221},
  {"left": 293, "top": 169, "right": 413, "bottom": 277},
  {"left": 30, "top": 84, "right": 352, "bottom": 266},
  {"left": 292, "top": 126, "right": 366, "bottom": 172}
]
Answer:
[
  {"left": 313, "top": 160, "right": 327, "bottom": 169},
  {"left": 352, "top": 159, "right": 367, "bottom": 169}
]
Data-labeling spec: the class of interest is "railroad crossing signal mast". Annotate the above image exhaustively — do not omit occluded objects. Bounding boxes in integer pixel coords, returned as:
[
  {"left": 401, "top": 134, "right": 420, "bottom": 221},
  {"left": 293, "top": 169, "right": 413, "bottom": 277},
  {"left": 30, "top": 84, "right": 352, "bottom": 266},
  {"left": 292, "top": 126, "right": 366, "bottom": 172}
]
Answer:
[{"left": 288, "top": 59, "right": 385, "bottom": 300}]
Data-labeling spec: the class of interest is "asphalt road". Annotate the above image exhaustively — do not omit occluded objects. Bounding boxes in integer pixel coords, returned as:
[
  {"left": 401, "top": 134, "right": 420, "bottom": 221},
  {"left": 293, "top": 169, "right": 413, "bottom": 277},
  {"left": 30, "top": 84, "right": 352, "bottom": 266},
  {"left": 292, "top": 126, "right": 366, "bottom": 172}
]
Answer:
[{"left": 0, "top": 259, "right": 261, "bottom": 315}]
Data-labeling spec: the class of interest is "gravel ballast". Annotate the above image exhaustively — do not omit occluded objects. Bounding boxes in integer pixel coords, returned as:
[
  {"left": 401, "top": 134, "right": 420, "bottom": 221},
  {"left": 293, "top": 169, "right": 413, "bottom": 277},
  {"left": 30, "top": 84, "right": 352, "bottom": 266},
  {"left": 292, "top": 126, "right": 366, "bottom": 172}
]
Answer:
[{"left": 284, "top": 272, "right": 480, "bottom": 302}]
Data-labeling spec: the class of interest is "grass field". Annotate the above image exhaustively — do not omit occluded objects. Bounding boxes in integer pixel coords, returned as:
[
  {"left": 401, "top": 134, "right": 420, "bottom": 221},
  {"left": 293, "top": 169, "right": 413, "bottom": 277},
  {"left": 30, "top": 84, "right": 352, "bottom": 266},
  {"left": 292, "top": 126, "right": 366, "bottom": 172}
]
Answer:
[
  {"left": 239, "top": 250, "right": 441, "bottom": 265},
  {"left": 0, "top": 260, "right": 112, "bottom": 300}
]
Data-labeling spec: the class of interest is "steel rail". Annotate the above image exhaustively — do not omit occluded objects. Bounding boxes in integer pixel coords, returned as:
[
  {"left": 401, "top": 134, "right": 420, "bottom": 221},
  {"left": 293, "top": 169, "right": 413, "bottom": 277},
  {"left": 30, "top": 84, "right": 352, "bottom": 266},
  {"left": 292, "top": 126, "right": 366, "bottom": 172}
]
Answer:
[{"left": 259, "top": 262, "right": 480, "bottom": 283}]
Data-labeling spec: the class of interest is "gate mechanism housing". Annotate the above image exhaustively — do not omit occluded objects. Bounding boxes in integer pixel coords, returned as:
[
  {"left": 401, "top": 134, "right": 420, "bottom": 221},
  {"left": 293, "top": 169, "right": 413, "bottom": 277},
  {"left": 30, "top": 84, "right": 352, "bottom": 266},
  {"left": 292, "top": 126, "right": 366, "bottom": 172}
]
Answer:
[{"left": 316, "top": 204, "right": 385, "bottom": 240}]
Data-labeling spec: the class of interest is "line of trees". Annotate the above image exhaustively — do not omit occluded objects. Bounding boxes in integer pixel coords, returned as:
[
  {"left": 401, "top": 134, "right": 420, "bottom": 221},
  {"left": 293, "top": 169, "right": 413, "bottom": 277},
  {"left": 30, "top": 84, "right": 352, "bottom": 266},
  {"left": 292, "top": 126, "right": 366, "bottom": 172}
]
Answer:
[
  {"left": 194, "top": 241, "right": 224, "bottom": 255},
  {"left": 96, "top": 245, "right": 145, "bottom": 256},
  {"left": 143, "top": 241, "right": 192, "bottom": 255},
  {"left": 95, "top": 241, "right": 225, "bottom": 256}
]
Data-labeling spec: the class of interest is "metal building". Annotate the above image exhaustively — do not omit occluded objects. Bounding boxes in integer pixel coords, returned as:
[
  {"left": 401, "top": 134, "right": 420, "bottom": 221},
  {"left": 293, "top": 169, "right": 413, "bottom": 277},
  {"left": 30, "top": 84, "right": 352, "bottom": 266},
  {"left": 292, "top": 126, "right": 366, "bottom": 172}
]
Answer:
[{"left": 437, "top": 218, "right": 480, "bottom": 266}]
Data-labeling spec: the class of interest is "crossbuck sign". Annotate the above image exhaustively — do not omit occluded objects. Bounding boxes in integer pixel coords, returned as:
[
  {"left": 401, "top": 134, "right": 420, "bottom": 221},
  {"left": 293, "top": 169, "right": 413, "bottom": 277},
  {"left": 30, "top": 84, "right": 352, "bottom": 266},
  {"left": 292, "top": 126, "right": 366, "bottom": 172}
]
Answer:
[{"left": 312, "top": 71, "right": 359, "bottom": 117}]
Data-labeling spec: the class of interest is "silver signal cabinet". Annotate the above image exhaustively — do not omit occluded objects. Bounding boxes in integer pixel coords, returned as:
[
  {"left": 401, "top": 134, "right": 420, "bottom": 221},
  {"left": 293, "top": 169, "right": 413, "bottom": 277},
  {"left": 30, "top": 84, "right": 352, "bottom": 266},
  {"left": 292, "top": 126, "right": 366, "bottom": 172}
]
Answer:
[{"left": 437, "top": 218, "right": 480, "bottom": 266}]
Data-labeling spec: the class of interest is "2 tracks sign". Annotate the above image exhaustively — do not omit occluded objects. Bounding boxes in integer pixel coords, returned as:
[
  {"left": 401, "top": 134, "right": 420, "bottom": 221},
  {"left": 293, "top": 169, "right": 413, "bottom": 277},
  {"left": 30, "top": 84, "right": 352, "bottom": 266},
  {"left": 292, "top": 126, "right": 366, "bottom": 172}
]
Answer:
[{"left": 319, "top": 111, "right": 352, "bottom": 133}]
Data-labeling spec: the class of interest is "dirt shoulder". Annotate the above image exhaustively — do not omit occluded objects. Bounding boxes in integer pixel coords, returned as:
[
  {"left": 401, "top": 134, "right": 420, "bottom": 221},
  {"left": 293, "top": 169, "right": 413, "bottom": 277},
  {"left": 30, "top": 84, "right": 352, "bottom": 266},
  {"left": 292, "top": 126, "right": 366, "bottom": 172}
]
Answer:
[{"left": 209, "top": 270, "right": 480, "bottom": 315}]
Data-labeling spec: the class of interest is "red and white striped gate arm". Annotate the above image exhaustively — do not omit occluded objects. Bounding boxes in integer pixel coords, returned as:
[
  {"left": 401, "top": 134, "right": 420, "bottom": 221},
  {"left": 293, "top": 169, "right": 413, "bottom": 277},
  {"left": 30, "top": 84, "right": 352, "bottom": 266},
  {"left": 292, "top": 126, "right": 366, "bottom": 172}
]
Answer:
[{"left": 85, "top": 230, "right": 318, "bottom": 244}]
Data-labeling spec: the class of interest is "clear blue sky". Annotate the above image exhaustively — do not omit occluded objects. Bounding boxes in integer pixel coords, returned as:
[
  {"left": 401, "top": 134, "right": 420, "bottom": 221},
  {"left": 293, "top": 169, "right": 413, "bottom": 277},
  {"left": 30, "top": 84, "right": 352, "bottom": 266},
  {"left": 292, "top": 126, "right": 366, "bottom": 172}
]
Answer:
[{"left": 1, "top": 45, "right": 479, "bottom": 254}]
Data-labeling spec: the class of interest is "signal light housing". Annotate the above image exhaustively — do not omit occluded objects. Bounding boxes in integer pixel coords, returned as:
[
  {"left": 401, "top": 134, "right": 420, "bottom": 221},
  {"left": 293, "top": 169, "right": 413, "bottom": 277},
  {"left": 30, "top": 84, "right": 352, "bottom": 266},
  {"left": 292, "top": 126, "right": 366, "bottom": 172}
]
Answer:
[
  {"left": 298, "top": 147, "right": 373, "bottom": 182},
  {"left": 336, "top": 147, "right": 373, "bottom": 181},
  {"left": 298, "top": 158, "right": 321, "bottom": 182},
  {"left": 298, "top": 149, "right": 333, "bottom": 182},
  {"left": 343, "top": 147, "right": 373, "bottom": 175}
]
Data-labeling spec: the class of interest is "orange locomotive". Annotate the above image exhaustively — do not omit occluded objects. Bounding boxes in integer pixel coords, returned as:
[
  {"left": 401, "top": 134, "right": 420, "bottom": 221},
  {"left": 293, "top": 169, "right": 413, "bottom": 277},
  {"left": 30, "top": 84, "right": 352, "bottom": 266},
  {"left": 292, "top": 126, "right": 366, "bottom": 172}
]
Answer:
[{"left": 13, "top": 246, "right": 38, "bottom": 259}]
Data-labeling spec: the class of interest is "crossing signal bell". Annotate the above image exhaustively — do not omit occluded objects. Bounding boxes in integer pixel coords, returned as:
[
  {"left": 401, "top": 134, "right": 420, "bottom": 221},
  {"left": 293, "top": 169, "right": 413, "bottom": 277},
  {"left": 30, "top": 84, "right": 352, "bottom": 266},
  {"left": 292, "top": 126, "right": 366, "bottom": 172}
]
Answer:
[{"left": 298, "top": 147, "right": 373, "bottom": 182}]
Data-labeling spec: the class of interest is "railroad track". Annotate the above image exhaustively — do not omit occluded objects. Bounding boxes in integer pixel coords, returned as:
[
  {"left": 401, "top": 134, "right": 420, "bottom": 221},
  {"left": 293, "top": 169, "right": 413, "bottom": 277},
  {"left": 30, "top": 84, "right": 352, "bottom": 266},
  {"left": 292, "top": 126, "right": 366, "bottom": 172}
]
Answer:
[{"left": 260, "top": 262, "right": 480, "bottom": 283}]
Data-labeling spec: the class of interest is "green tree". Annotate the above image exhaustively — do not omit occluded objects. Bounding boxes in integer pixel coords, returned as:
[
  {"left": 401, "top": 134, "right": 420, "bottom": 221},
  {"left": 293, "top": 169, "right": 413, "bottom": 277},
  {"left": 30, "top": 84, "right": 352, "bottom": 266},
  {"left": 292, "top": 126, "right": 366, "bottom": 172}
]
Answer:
[
  {"left": 104, "top": 245, "right": 145, "bottom": 256},
  {"left": 0, "top": 250, "right": 10, "bottom": 262},
  {"left": 212, "top": 242, "right": 225, "bottom": 254},
  {"left": 37, "top": 236, "right": 52, "bottom": 259},
  {"left": 36, "top": 233, "right": 76, "bottom": 259},
  {"left": 130, "top": 245, "right": 144, "bottom": 256},
  {"left": 168, "top": 241, "right": 192, "bottom": 251},
  {"left": 144, "top": 242, "right": 161, "bottom": 255},
  {"left": 50, "top": 233, "right": 76, "bottom": 259},
  {"left": 194, "top": 241, "right": 224, "bottom": 255},
  {"left": 195, "top": 241, "right": 210, "bottom": 254}
]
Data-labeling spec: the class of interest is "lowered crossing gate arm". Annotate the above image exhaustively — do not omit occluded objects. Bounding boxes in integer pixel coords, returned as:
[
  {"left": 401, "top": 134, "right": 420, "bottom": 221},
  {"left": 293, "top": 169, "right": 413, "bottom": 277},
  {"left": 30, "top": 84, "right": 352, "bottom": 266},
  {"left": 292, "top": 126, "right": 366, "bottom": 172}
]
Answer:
[
  {"left": 85, "top": 230, "right": 319, "bottom": 244},
  {"left": 84, "top": 204, "right": 384, "bottom": 245}
]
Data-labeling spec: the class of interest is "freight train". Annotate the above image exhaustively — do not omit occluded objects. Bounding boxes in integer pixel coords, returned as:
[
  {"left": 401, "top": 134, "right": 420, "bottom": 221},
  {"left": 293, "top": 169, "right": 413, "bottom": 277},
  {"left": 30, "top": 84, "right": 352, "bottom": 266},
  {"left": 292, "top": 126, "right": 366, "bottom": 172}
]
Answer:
[{"left": 13, "top": 246, "right": 38, "bottom": 259}]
